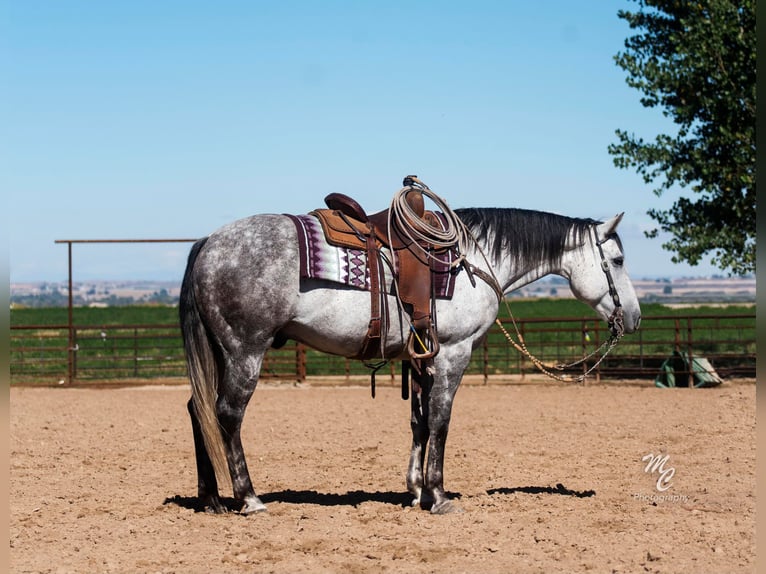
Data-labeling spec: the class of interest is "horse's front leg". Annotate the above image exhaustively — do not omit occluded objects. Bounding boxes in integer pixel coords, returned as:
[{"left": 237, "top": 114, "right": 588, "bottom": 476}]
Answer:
[
  {"left": 423, "top": 380, "right": 461, "bottom": 514},
  {"left": 422, "top": 344, "right": 472, "bottom": 514},
  {"left": 406, "top": 357, "right": 465, "bottom": 514},
  {"left": 406, "top": 371, "right": 430, "bottom": 508}
]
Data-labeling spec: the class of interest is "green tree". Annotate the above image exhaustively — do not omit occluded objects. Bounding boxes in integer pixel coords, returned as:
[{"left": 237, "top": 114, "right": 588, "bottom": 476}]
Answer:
[{"left": 609, "top": 0, "right": 755, "bottom": 275}]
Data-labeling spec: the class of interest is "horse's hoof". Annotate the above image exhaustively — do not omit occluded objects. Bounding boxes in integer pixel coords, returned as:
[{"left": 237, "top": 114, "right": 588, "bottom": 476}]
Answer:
[
  {"left": 408, "top": 485, "right": 424, "bottom": 508},
  {"left": 240, "top": 496, "right": 267, "bottom": 515},
  {"left": 430, "top": 500, "right": 463, "bottom": 515},
  {"left": 411, "top": 490, "right": 434, "bottom": 510},
  {"left": 202, "top": 495, "right": 227, "bottom": 514}
]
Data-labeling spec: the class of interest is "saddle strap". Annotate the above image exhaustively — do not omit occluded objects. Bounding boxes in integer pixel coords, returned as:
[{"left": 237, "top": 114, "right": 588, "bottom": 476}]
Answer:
[{"left": 358, "top": 224, "right": 383, "bottom": 360}]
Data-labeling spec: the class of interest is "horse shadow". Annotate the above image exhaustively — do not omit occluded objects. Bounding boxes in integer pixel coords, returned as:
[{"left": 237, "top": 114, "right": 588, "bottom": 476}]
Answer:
[
  {"left": 487, "top": 483, "right": 596, "bottom": 498},
  {"left": 164, "top": 483, "right": 592, "bottom": 513},
  {"left": 163, "top": 489, "right": 458, "bottom": 513}
]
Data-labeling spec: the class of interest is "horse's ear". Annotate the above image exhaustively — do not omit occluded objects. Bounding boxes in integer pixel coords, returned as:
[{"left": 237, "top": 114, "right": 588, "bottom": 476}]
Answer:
[{"left": 597, "top": 213, "right": 624, "bottom": 238}]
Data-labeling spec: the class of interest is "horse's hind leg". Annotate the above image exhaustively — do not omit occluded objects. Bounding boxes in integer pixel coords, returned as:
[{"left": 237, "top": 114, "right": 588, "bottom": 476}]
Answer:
[
  {"left": 187, "top": 399, "right": 226, "bottom": 513},
  {"left": 216, "top": 355, "right": 268, "bottom": 514}
]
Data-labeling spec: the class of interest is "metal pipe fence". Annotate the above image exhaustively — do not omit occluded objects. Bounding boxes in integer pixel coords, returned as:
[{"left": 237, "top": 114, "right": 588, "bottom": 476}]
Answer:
[{"left": 10, "top": 314, "right": 755, "bottom": 385}]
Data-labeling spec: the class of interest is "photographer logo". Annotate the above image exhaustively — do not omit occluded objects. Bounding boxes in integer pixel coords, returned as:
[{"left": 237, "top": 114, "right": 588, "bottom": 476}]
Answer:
[
  {"left": 642, "top": 452, "right": 675, "bottom": 492},
  {"left": 632, "top": 451, "right": 688, "bottom": 504}
]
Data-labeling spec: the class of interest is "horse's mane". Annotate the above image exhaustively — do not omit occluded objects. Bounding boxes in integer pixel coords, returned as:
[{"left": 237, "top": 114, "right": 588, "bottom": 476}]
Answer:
[{"left": 454, "top": 207, "right": 601, "bottom": 270}]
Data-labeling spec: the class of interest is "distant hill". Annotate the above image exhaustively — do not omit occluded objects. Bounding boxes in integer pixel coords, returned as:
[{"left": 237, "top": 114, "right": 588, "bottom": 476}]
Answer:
[
  {"left": 512, "top": 276, "right": 756, "bottom": 304},
  {"left": 10, "top": 280, "right": 181, "bottom": 308}
]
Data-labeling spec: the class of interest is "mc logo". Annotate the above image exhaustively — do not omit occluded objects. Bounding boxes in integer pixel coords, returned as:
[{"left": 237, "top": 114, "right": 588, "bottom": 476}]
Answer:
[{"left": 642, "top": 452, "right": 675, "bottom": 492}]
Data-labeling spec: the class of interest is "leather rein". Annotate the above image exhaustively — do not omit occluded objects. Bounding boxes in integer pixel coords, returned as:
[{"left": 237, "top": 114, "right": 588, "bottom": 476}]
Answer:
[{"left": 494, "top": 225, "right": 625, "bottom": 383}]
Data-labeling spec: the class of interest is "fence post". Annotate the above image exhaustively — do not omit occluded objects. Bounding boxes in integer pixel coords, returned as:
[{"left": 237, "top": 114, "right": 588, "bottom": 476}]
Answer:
[
  {"left": 133, "top": 328, "right": 139, "bottom": 377},
  {"left": 296, "top": 343, "right": 306, "bottom": 381},
  {"left": 686, "top": 317, "right": 694, "bottom": 389},
  {"left": 595, "top": 319, "right": 602, "bottom": 384},
  {"left": 519, "top": 321, "right": 526, "bottom": 380},
  {"left": 66, "top": 242, "right": 74, "bottom": 384},
  {"left": 72, "top": 327, "right": 78, "bottom": 381}
]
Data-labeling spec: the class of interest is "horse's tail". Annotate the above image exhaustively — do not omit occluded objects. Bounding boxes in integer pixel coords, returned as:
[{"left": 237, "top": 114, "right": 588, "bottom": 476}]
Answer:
[{"left": 179, "top": 237, "right": 230, "bottom": 488}]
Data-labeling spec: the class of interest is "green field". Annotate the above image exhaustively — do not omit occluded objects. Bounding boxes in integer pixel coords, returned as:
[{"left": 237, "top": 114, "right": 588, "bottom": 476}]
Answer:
[
  {"left": 9, "top": 299, "right": 755, "bottom": 326},
  {"left": 11, "top": 305, "right": 180, "bottom": 327},
  {"left": 10, "top": 300, "right": 756, "bottom": 384}
]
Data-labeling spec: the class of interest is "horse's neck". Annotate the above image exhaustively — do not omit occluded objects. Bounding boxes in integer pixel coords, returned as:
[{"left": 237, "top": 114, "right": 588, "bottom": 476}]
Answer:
[
  {"left": 486, "top": 236, "right": 581, "bottom": 295},
  {"left": 503, "top": 261, "right": 562, "bottom": 294}
]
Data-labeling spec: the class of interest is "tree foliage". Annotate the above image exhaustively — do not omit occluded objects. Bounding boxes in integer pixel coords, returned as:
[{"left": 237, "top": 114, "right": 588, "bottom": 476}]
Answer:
[{"left": 609, "top": 0, "right": 755, "bottom": 275}]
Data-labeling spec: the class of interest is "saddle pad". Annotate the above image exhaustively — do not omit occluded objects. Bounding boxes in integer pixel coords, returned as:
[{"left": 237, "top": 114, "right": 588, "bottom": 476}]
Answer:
[
  {"left": 286, "top": 213, "right": 459, "bottom": 299},
  {"left": 310, "top": 209, "right": 376, "bottom": 250}
]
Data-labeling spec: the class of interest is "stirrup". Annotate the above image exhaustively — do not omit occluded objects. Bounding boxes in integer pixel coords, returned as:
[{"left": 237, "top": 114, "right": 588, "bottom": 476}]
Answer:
[{"left": 406, "top": 323, "right": 440, "bottom": 360}]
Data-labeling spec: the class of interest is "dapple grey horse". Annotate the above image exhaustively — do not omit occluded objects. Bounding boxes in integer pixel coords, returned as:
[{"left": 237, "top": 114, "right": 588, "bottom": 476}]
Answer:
[{"left": 180, "top": 207, "right": 641, "bottom": 515}]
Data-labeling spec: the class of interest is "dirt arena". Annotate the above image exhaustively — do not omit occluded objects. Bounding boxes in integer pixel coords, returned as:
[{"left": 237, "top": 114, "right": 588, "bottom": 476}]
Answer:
[{"left": 10, "top": 378, "right": 755, "bottom": 573}]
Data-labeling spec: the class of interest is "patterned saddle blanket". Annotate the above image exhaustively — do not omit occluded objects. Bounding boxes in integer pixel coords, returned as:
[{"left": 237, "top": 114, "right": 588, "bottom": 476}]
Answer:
[{"left": 286, "top": 213, "right": 458, "bottom": 299}]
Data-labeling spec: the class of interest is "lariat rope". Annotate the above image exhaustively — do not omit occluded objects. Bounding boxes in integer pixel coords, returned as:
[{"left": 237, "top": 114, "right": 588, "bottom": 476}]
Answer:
[
  {"left": 382, "top": 176, "right": 624, "bottom": 383},
  {"left": 387, "top": 176, "right": 471, "bottom": 266},
  {"left": 388, "top": 177, "right": 504, "bottom": 300}
]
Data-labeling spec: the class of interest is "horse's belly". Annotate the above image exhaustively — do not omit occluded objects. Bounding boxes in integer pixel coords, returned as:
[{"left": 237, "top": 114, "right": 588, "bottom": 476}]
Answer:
[
  {"left": 282, "top": 286, "right": 409, "bottom": 358},
  {"left": 283, "top": 278, "right": 496, "bottom": 358}
]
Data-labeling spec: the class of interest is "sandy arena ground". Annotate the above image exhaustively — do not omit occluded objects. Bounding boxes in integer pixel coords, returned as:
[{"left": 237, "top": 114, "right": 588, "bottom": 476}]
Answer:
[{"left": 10, "top": 378, "right": 755, "bottom": 573}]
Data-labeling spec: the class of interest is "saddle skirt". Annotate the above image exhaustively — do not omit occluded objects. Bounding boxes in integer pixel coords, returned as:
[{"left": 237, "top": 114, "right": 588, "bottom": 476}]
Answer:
[{"left": 286, "top": 213, "right": 459, "bottom": 299}]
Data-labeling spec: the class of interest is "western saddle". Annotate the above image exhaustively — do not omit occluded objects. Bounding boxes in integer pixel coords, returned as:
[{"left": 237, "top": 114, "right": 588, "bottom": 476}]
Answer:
[{"left": 310, "top": 176, "right": 444, "bottom": 381}]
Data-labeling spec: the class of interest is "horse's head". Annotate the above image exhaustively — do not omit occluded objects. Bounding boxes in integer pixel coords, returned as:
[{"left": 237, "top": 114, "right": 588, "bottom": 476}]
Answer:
[{"left": 567, "top": 213, "right": 641, "bottom": 335}]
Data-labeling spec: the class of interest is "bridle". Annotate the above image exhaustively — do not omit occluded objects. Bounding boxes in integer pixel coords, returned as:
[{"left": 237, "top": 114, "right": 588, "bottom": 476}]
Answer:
[{"left": 593, "top": 227, "right": 625, "bottom": 339}]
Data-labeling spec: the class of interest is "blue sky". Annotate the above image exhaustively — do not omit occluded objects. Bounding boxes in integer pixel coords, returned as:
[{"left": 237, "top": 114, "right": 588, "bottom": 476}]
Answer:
[{"left": 3, "top": 0, "right": 721, "bottom": 283}]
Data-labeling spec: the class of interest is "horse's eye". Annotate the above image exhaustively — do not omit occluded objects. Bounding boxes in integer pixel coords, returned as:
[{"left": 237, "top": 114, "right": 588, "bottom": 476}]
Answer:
[{"left": 613, "top": 257, "right": 624, "bottom": 267}]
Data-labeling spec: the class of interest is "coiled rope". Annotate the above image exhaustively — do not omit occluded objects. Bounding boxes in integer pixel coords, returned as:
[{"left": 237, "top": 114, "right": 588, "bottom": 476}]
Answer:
[{"left": 387, "top": 176, "right": 470, "bottom": 266}]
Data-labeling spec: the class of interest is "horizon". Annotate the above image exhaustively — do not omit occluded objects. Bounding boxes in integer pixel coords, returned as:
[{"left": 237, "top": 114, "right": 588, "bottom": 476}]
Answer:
[{"left": 11, "top": 274, "right": 757, "bottom": 287}]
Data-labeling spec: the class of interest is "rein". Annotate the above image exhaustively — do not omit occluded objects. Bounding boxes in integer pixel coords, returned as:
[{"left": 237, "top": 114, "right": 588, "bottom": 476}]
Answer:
[{"left": 493, "top": 226, "right": 625, "bottom": 384}]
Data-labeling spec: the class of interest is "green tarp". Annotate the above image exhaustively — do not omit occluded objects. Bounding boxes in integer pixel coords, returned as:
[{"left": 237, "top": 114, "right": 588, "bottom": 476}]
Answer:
[{"left": 655, "top": 350, "right": 724, "bottom": 388}]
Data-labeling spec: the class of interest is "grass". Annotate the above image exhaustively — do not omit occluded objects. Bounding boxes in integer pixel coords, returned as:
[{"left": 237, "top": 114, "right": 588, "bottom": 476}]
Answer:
[
  {"left": 11, "top": 299, "right": 754, "bottom": 327},
  {"left": 10, "top": 305, "right": 179, "bottom": 327}
]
